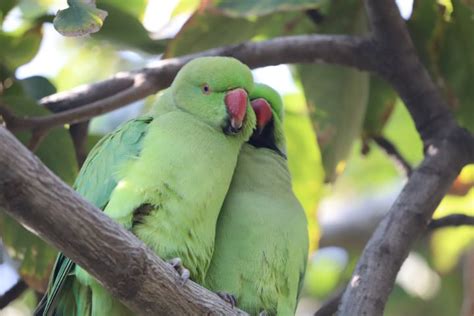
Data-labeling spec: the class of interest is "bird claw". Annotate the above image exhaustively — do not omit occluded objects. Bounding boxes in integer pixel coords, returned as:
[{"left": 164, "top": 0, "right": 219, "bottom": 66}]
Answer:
[
  {"left": 167, "top": 257, "right": 190, "bottom": 285},
  {"left": 259, "top": 311, "right": 268, "bottom": 316},
  {"left": 217, "top": 291, "right": 237, "bottom": 308}
]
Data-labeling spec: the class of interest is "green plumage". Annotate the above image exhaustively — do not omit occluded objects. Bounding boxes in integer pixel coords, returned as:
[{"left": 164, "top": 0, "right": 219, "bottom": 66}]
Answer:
[
  {"left": 204, "top": 84, "right": 309, "bottom": 316},
  {"left": 36, "top": 57, "right": 256, "bottom": 316}
]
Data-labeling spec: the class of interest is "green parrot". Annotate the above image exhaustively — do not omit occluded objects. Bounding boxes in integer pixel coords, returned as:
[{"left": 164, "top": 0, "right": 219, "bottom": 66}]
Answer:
[
  {"left": 204, "top": 83, "right": 309, "bottom": 316},
  {"left": 35, "top": 57, "right": 257, "bottom": 316}
]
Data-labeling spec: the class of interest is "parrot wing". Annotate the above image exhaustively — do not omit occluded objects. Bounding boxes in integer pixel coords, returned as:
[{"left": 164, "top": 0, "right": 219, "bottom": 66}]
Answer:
[{"left": 36, "top": 116, "right": 153, "bottom": 316}]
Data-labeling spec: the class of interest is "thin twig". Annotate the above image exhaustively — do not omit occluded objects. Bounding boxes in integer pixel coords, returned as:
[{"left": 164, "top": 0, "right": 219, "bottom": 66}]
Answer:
[
  {"left": 0, "top": 279, "right": 28, "bottom": 309},
  {"left": 314, "top": 286, "right": 345, "bottom": 316},
  {"left": 372, "top": 135, "right": 413, "bottom": 177},
  {"left": 69, "top": 121, "right": 90, "bottom": 168},
  {"left": 428, "top": 214, "right": 474, "bottom": 231}
]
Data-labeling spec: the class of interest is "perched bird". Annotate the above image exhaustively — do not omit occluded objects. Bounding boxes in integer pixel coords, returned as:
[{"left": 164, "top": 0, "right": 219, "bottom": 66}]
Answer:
[
  {"left": 35, "top": 57, "right": 256, "bottom": 316},
  {"left": 204, "top": 83, "right": 309, "bottom": 316}
]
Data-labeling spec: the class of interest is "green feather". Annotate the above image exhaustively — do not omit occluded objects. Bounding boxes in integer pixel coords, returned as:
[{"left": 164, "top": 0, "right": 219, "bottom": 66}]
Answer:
[
  {"left": 37, "top": 57, "right": 256, "bottom": 316},
  {"left": 204, "top": 84, "right": 309, "bottom": 316}
]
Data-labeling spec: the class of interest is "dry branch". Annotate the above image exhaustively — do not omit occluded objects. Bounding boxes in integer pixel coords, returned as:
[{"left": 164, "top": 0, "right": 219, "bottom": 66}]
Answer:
[{"left": 0, "top": 126, "right": 246, "bottom": 315}]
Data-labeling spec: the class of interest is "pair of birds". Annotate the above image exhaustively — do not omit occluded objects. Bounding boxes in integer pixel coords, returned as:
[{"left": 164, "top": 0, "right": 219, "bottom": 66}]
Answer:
[{"left": 35, "top": 57, "right": 309, "bottom": 316}]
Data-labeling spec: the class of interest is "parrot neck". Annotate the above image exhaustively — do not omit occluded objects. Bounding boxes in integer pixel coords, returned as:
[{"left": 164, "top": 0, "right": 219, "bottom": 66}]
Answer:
[
  {"left": 235, "top": 143, "right": 293, "bottom": 191},
  {"left": 248, "top": 120, "right": 286, "bottom": 158}
]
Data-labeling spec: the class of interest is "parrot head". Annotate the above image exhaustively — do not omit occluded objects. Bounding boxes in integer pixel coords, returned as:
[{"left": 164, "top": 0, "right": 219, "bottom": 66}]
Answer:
[
  {"left": 171, "top": 57, "right": 256, "bottom": 141},
  {"left": 248, "top": 83, "right": 286, "bottom": 156}
]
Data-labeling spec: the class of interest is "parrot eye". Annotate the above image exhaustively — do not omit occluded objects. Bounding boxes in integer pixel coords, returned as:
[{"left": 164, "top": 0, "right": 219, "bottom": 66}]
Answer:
[{"left": 201, "top": 84, "right": 211, "bottom": 95}]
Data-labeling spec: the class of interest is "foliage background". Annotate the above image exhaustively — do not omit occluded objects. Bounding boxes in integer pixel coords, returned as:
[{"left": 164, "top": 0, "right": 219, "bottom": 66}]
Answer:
[{"left": 0, "top": 0, "right": 472, "bottom": 315}]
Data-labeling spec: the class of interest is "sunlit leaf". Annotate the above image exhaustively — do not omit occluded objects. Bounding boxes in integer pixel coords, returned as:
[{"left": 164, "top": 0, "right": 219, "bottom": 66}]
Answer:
[
  {"left": 54, "top": 1, "right": 108, "bottom": 37},
  {"left": 99, "top": 0, "right": 147, "bottom": 19}
]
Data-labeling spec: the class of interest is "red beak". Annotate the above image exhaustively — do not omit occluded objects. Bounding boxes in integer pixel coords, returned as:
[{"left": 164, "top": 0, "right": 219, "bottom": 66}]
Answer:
[
  {"left": 225, "top": 88, "right": 248, "bottom": 132},
  {"left": 251, "top": 98, "right": 273, "bottom": 134}
]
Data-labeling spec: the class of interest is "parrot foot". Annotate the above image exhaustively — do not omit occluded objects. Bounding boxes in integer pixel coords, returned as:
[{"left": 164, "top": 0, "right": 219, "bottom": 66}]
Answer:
[
  {"left": 167, "top": 257, "right": 190, "bottom": 285},
  {"left": 216, "top": 292, "right": 237, "bottom": 308},
  {"left": 259, "top": 311, "right": 269, "bottom": 316}
]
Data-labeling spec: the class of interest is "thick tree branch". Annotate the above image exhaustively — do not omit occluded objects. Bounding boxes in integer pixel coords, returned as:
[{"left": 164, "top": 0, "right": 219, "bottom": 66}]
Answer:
[
  {"left": 364, "top": 0, "right": 457, "bottom": 145},
  {"left": 39, "top": 34, "right": 374, "bottom": 113},
  {"left": 0, "top": 279, "right": 28, "bottom": 309},
  {"left": 428, "top": 214, "right": 474, "bottom": 230},
  {"left": 339, "top": 0, "right": 474, "bottom": 314},
  {"left": 0, "top": 126, "right": 246, "bottom": 315}
]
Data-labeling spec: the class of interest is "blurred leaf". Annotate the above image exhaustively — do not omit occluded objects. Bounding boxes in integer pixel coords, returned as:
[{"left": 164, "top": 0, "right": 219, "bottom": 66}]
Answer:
[
  {"left": 0, "top": 213, "right": 56, "bottom": 292},
  {"left": 1, "top": 95, "right": 78, "bottom": 183},
  {"left": 212, "top": 0, "right": 323, "bottom": 17},
  {"left": 0, "top": 0, "right": 17, "bottom": 22},
  {"left": 437, "top": 0, "right": 474, "bottom": 131},
  {"left": 363, "top": 77, "right": 397, "bottom": 137},
  {"left": 296, "top": 0, "right": 369, "bottom": 182},
  {"left": 92, "top": 3, "right": 167, "bottom": 53},
  {"left": 18, "top": 0, "right": 56, "bottom": 19},
  {"left": 0, "top": 94, "right": 77, "bottom": 291},
  {"left": 0, "top": 26, "right": 42, "bottom": 71},
  {"left": 431, "top": 165, "right": 474, "bottom": 273},
  {"left": 99, "top": 0, "right": 147, "bottom": 19},
  {"left": 20, "top": 75, "right": 57, "bottom": 100},
  {"left": 172, "top": 0, "right": 200, "bottom": 16},
  {"left": 54, "top": 43, "right": 126, "bottom": 91},
  {"left": 335, "top": 100, "right": 422, "bottom": 193},
  {"left": 165, "top": 11, "right": 256, "bottom": 57},
  {"left": 408, "top": 0, "right": 474, "bottom": 132},
  {"left": 54, "top": 0, "right": 108, "bottom": 37},
  {"left": 284, "top": 92, "right": 325, "bottom": 252},
  {"left": 165, "top": 8, "right": 314, "bottom": 57}
]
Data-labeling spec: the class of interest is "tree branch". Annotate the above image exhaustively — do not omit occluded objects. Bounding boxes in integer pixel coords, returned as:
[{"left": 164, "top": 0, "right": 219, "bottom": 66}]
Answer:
[
  {"left": 428, "top": 214, "right": 474, "bottom": 231},
  {"left": 339, "top": 0, "right": 474, "bottom": 314},
  {"left": 39, "top": 34, "right": 375, "bottom": 113},
  {"left": 371, "top": 136, "right": 413, "bottom": 177},
  {"left": 0, "top": 279, "right": 28, "bottom": 309},
  {"left": 0, "top": 126, "right": 246, "bottom": 315}
]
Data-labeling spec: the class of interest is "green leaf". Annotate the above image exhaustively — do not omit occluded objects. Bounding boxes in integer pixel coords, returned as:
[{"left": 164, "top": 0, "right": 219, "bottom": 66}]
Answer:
[
  {"left": 20, "top": 76, "right": 57, "bottom": 100},
  {"left": 296, "top": 0, "right": 369, "bottom": 182},
  {"left": 0, "top": 94, "right": 77, "bottom": 291},
  {"left": 363, "top": 76, "right": 398, "bottom": 137},
  {"left": 165, "top": 8, "right": 314, "bottom": 57},
  {"left": 0, "top": 213, "right": 57, "bottom": 292},
  {"left": 92, "top": 3, "right": 167, "bottom": 53},
  {"left": 408, "top": 0, "right": 474, "bottom": 132},
  {"left": 0, "top": 26, "right": 42, "bottom": 71},
  {"left": 0, "top": 0, "right": 17, "bottom": 22},
  {"left": 165, "top": 11, "right": 256, "bottom": 57},
  {"left": 53, "top": 1, "right": 108, "bottom": 37},
  {"left": 284, "top": 92, "right": 325, "bottom": 252},
  {"left": 213, "top": 0, "right": 323, "bottom": 17},
  {"left": 99, "top": 0, "right": 147, "bottom": 19},
  {"left": 437, "top": 0, "right": 474, "bottom": 131},
  {"left": 1, "top": 95, "right": 78, "bottom": 183}
]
